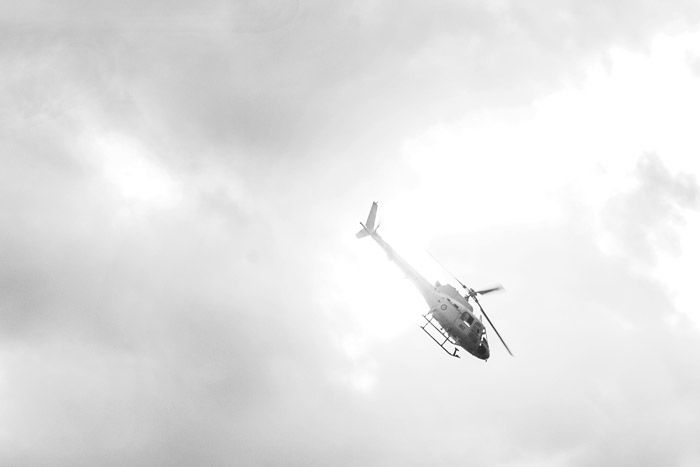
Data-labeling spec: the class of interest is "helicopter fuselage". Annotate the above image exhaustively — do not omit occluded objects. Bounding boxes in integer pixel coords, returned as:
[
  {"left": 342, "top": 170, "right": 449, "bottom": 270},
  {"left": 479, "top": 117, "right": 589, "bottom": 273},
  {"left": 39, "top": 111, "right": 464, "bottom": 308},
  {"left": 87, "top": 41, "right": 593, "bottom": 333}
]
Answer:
[{"left": 427, "top": 284, "right": 490, "bottom": 360}]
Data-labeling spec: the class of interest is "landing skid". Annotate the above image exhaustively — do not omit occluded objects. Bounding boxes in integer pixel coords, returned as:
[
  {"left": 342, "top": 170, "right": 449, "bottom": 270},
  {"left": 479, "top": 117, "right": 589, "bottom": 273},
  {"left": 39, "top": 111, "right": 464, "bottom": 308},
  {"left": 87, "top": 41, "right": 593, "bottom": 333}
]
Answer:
[{"left": 420, "top": 312, "right": 461, "bottom": 358}]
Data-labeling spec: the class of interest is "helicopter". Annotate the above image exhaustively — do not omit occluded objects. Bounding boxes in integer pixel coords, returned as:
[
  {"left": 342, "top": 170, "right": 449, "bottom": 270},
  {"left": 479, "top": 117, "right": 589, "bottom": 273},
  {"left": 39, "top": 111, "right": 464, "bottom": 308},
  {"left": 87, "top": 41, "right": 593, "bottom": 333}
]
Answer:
[{"left": 356, "top": 202, "right": 513, "bottom": 360}]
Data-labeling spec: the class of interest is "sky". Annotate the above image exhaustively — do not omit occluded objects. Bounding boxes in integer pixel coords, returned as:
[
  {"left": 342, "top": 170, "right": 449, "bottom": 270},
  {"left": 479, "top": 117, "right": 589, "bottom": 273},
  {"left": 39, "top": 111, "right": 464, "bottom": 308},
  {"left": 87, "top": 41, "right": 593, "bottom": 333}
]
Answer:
[{"left": 2, "top": 1, "right": 700, "bottom": 465}]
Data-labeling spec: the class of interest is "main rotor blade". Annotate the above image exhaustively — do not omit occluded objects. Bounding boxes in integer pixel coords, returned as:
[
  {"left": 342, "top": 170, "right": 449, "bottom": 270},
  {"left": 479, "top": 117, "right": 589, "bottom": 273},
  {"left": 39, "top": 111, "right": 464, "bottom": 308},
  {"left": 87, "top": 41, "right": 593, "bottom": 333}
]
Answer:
[
  {"left": 426, "top": 251, "right": 470, "bottom": 290},
  {"left": 473, "top": 296, "right": 513, "bottom": 357},
  {"left": 475, "top": 285, "right": 503, "bottom": 295}
]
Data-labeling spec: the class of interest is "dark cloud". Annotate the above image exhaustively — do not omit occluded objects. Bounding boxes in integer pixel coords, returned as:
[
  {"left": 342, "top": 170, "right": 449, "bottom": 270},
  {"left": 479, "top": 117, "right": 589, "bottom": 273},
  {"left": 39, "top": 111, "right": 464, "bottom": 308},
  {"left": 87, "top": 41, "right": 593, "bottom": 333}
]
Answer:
[
  {"left": 4, "top": 0, "right": 699, "bottom": 164},
  {"left": 0, "top": 123, "right": 337, "bottom": 464}
]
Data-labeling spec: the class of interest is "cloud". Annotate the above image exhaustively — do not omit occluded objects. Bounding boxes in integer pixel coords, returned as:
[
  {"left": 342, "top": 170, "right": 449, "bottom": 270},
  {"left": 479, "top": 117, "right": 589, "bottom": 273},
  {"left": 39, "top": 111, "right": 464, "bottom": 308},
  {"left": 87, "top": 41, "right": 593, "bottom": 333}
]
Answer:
[
  {"left": 0, "top": 113, "right": 338, "bottom": 463},
  {"left": 5, "top": 0, "right": 699, "bottom": 164},
  {"left": 2, "top": 2, "right": 700, "bottom": 465},
  {"left": 604, "top": 153, "right": 699, "bottom": 264},
  {"left": 415, "top": 180, "right": 700, "bottom": 465}
]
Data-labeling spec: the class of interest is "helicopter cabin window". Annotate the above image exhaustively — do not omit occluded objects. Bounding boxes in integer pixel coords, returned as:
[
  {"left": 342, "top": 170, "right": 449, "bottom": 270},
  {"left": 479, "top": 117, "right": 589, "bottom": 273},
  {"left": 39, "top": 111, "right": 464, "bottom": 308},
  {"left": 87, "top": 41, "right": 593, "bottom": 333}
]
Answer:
[{"left": 460, "top": 311, "right": 474, "bottom": 326}]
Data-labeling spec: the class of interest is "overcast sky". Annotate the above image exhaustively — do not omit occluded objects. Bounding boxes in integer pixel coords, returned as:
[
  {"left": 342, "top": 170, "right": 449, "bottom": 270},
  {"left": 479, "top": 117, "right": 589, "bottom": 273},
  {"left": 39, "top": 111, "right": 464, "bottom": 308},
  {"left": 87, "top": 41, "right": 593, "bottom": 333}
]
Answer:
[{"left": 2, "top": 1, "right": 700, "bottom": 465}]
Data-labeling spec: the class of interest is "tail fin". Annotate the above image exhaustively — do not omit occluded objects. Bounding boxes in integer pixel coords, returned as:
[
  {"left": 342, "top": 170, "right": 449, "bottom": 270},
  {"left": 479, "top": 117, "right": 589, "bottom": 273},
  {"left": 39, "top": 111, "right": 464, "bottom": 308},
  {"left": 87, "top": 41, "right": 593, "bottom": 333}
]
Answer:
[{"left": 356, "top": 202, "right": 379, "bottom": 238}]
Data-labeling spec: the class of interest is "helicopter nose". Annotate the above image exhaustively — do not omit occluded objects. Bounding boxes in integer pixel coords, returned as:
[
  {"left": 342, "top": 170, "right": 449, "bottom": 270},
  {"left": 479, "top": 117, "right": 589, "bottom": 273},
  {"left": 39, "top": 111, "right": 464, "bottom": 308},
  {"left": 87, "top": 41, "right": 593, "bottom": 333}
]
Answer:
[{"left": 477, "top": 343, "right": 490, "bottom": 360}]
